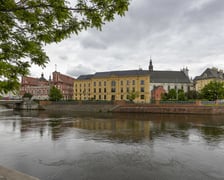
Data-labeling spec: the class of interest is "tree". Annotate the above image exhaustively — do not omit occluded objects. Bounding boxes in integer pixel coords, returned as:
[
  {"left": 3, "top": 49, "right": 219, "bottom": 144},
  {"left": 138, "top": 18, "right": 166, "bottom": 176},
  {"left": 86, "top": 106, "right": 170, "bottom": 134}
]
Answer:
[
  {"left": 49, "top": 86, "right": 63, "bottom": 101},
  {"left": 127, "top": 91, "right": 139, "bottom": 102},
  {"left": 161, "top": 89, "right": 186, "bottom": 101},
  {"left": 0, "top": 0, "right": 129, "bottom": 93},
  {"left": 185, "top": 90, "right": 199, "bottom": 100},
  {"left": 201, "top": 81, "right": 224, "bottom": 101},
  {"left": 23, "top": 92, "right": 33, "bottom": 99}
]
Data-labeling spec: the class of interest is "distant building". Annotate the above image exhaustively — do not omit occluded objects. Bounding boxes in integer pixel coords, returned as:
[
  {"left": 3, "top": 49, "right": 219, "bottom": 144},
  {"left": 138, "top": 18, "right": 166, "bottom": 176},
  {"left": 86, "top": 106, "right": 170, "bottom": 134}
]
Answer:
[
  {"left": 20, "top": 73, "right": 50, "bottom": 100},
  {"left": 148, "top": 59, "right": 192, "bottom": 100},
  {"left": 20, "top": 72, "right": 75, "bottom": 100},
  {"left": 74, "top": 70, "right": 150, "bottom": 103},
  {"left": 52, "top": 71, "right": 75, "bottom": 100},
  {"left": 194, "top": 68, "right": 224, "bottom": 91}
]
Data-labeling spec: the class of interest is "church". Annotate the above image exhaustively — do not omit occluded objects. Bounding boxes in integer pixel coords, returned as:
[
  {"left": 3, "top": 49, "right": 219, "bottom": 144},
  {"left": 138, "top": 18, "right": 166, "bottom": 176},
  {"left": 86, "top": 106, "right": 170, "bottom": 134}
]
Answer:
[{"left": 148, "top": 59, "right": 192, "bottom": 100}]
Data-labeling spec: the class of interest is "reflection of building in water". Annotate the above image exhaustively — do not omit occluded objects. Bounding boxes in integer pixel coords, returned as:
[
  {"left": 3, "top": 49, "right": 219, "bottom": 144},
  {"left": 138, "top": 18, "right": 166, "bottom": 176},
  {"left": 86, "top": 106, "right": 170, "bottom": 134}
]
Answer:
[{"left": 73, "top": 119, "right": 151, "bottom": 141}]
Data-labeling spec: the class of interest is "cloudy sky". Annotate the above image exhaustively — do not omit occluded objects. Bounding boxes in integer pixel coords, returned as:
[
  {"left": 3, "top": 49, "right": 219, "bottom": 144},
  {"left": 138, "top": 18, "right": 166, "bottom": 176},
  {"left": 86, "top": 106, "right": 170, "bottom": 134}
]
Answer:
[{"left": 31, "top": 0, "right": 224, "bottom": 80}]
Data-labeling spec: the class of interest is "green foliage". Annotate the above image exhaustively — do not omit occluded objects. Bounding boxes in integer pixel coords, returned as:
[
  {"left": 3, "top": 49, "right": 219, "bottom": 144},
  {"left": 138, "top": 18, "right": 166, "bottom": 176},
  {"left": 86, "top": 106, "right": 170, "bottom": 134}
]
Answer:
[
  {"left": 127, "top": 91, "right": 139, "bottom": 102},
  {"left": 0, "top": 0, "right": 129, "bottom": 93},
  {"left": 162, "top": 89, "right": 188, "bottom": 101},
  {"left": 185, "top": 90, "right": 199, "bottom": 100},
  {"left": 178, "top": 89, "right": 186, "bottom": 101},
  {"left": 162, "top": 89, "right": 177, "bottom": 100},
  {"left": 201, "top": 81, "right": 224, "bottom": 101},
  {"left": 49, "top": 86, "right": 63, "bottom": 101},
  {"left": 23, "top": 92, "right": 33, "bottom": 99}
]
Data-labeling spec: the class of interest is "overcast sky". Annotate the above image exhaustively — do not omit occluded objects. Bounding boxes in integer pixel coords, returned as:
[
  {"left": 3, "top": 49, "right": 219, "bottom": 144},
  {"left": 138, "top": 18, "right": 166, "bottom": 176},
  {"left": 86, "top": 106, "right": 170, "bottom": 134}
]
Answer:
[{"left": 31, "top": 0, "right": 224, "bottom": 80}]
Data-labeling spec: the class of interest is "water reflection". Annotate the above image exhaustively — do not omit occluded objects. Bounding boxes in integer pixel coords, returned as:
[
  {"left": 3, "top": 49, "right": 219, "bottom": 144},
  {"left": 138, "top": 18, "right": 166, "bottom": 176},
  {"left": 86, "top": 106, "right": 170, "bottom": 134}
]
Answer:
[
  {"left": 3, "top": 110, "right": 224, "bottom": 144},
  {"left": 0, "top": 110, "right": 224, "bottom": 180}
]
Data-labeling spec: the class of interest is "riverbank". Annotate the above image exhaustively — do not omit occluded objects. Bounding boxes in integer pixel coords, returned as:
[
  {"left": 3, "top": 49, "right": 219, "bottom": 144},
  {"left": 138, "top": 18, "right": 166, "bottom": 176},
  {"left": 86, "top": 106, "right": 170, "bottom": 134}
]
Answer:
[
  {"left": 39, "top": 101, "right": 224, "bottom": 114},
  {"left": 0, "top": 165, "right": 39, "bottom": 180}
]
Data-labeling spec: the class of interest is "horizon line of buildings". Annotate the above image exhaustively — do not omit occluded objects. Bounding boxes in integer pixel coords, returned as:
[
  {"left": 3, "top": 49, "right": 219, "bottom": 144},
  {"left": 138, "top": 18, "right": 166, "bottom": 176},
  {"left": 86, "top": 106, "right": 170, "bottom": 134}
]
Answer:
[{"left": 3, "top": 58, "right": 224, "bottom": 102}]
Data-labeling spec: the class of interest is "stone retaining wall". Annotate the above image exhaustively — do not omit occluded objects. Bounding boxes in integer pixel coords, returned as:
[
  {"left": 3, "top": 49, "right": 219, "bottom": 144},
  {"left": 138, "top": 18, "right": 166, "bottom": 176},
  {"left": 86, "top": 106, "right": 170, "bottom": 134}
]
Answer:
[
  {"left": 113, "top": 104, "right": 224, "bottom": 114},
  {"left": 42, "top": 102, "right": 116, "bottom": 112}
]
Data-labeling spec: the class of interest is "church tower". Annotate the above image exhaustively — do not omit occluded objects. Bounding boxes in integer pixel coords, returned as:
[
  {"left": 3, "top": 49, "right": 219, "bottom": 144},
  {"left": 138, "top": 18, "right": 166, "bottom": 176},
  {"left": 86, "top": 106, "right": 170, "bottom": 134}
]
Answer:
[{"left": 148, "top": 57, "right": 153, "bottom": 72}]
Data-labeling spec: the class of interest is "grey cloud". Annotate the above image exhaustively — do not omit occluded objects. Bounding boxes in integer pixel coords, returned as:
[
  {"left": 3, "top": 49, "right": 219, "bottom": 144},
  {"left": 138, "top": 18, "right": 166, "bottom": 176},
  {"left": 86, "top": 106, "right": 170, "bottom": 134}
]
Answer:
[
  {"left": 66, "top": 64, "right": 95, "bottom": 77},
  {"left": 43, "top": 0, "right": 224, "bottom": 79}
]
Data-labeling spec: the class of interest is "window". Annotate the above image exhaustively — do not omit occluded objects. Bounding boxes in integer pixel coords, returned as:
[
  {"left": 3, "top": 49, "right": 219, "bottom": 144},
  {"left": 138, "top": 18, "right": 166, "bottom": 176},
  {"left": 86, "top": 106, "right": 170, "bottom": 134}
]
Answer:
[
  {"left": 99, "top": 95, "right": 101, "bottom": 100},
  {"left": 111, "top": 81, "right": 116, "bottom": 86},
  {"left": 99, "top": 82, "right": 101, "bottom": 86},
  {"left": 140, "top": 80, "right": 144, "bottom": 85},
  {"left": 140, "top": 95, "right": 144, "bottom": 99},
  {"left": 104, "top": 95, "right": 107, "bottom": 100},
  {"left": 104, "top": 81, "right": 106, "bottom": 86},
  {"left": 132, "top": 87, "right": 135, "bottom": 92},
  {"left": 94, "top": 88, "right": 96, "bottom": 93},
  {"left": 121, "top": 95, "right": 123, "bottom": 100},
  {"left": 111, "top": 87, "right": 116, "bottom": 92},
  {"left": 140, "top": 87, "right": 144, "bottom": 92},
  {"left": 111, "top": 95, "right": 115, "bottom": 101},
  {"left": 127, "top": 87, "right": 130, "bottom": 92},
  {"left": 99, "top": 88, "right": 101, "bottom": 93},
  {"left": 132, "top": 80, "right": 135, "bottom": 85},
  {"left": 120, "top": 80, "right": 123, "bottom": 86},
  {"left": 127, "top": 80, "right": 130, "bottom": 85},
  {"left": 94, "top": 82, "right": 96, "bottom": 86},
  {"left": 121, "top": 87, "right": 123, "bottom": 93},
  {"left": 104, "top": 88, "right": 107, "bottom": 93}
]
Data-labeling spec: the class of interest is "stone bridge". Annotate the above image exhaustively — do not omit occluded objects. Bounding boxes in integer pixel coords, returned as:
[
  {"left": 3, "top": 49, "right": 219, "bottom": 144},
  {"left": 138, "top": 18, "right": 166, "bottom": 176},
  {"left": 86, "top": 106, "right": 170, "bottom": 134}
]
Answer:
[
  {"left": 0, "top": 100, "right": 23, "bottom": 109},
  {"left": 0, "top": 100, "right": 40, "bottom": 110}
]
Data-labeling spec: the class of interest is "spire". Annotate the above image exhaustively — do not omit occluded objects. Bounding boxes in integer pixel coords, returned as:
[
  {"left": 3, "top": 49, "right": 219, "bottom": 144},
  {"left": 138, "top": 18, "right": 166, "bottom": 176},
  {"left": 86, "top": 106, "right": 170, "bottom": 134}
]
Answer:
[{"left": 149, "top": 57, "right": 153, "bottom": 72}]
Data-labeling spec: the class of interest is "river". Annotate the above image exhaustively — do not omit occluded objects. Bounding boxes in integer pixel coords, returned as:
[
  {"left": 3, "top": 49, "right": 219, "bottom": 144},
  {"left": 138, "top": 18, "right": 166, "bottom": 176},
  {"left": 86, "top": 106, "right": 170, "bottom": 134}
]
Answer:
[{"left": 0, "top": 109, "right": 224, "bottom": 180}]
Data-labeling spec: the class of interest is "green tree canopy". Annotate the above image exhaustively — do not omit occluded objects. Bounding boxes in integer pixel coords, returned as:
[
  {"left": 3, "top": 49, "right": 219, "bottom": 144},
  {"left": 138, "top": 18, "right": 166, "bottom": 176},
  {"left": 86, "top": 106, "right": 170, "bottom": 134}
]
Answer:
[
  {"left": 201, "top": 81, "right": 224, "bottom": 101},
  {"left": 23, "top": 92, "right": 33, "bottom": 99},
  {"left": 127, "top": 90, "right": 139, "bottom": 102},
  {"left": 162, "top": 89, "right": 187, "bottom": 101},
  {"left": 49, "top": 86, "right": 63, "bottom": 101},
  {"left": 0, "top": 0, "right": 129, "bottom": 93}
]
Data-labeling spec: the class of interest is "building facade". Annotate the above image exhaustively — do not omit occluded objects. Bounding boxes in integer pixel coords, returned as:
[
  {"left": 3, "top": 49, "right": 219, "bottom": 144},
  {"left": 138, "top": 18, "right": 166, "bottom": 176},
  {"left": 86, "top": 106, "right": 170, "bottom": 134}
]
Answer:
[
  {"left": 194, "top": 68, "right": 224, "bottom": 92},
  {"left": 20, "top": 73, "right": 50, "bottom": 100},
  {"left": 20, "top": 71, "right": 75, "bottom": 100},
  {"left": 74, "top": 70, "right": 150, "bottom": 103},
  {"left": 52, "top": 71, "right": 75, "bottom": 100},
  {"left": 151, "top": 86, "right": 166, "bottom": 101}
]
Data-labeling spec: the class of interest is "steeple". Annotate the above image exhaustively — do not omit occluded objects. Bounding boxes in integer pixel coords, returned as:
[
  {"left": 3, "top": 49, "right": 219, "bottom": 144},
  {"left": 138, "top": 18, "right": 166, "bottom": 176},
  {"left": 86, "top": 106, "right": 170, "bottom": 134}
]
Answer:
[{"left": 148, "top": 57, "right": 153, "bottom": 72}]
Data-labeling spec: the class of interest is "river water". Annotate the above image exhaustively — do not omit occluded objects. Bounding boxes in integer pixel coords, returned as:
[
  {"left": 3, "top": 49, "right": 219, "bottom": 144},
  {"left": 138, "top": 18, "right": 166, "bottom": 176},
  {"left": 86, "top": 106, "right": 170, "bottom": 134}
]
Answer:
[{"left": 0, "top": 109, "right": 224, "bottom": 180}]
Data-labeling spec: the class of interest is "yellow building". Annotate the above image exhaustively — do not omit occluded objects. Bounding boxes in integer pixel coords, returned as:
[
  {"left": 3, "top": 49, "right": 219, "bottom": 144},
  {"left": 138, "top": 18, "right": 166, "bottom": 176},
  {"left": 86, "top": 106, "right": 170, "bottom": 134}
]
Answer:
[
  {"left": 194, "top": 68, "right": 224, "bottom": 91},
  {"left": 74, "top": 70, "right": 150, "bottom": 103}
]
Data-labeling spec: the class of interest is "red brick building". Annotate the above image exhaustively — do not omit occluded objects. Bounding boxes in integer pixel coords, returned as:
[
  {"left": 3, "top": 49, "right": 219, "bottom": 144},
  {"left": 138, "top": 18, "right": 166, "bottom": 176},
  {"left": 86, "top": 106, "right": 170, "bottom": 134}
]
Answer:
[
  {"left": 20, "top": 71, "right": 75, "bottom": 100},
  {"left": 52, "top": 71, "right": 75, "bottom": 100},
  {"left": 151, "top": 86, "right": 166, "bottom": 101}
]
